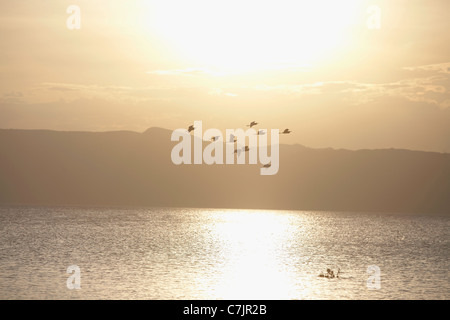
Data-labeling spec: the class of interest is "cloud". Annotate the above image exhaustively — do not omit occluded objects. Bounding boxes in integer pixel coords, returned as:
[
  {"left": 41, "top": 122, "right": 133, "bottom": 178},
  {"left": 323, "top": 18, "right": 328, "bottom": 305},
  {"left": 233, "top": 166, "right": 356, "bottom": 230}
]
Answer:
[
  {"left": 245, "top": 63, "right": 450, "bottom": 107},
  {"left": 146, "top": 68, "right": 224, "bottom": 77},
  {"left": 3, "top": 91, "right": 23, "bottom": 97},
  {"left": 31, "top": 82, "right": 192, "bottom": 104},
  {"left": 247, "top": 75, "right": 450, "bottom": 109},
  {"left": 208, "top": 88, "right": 238, "bottom": 97},
  {"left": 403, "top": 62, "right": 450, "bottom": 74},
  {"left": 26, "top": 65, "right": 450, "bottom": 110},
  {"left": 1, "top": 91, "right": 25, "bottom": 104},
  {"left": 350, "top": 76, "right": 449, "bottom": 108},
  {"left": 146, "top": 64, "right": 310, "bottom": 77}
]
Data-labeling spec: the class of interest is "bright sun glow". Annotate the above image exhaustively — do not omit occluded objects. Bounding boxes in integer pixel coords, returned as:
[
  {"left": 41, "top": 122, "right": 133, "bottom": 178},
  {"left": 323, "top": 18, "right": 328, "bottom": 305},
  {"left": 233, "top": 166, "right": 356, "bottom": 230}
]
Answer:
[{"left": 144, "top": 0, "right": 363, "bottom": 72}]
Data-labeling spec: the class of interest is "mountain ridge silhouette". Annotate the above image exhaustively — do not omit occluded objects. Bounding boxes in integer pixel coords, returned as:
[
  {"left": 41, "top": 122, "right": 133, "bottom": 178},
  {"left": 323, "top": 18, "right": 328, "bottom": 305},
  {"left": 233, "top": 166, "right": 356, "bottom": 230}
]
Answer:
[{"left": 1, "top": 127, "right": 449, "bottom": 214}]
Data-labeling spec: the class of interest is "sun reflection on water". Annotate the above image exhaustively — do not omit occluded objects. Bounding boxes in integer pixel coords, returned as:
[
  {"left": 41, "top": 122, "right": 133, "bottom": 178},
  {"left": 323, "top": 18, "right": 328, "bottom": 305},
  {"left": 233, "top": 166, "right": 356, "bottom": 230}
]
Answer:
[{"left": 208, "top": 210, "right": 311, "bottom": 299}]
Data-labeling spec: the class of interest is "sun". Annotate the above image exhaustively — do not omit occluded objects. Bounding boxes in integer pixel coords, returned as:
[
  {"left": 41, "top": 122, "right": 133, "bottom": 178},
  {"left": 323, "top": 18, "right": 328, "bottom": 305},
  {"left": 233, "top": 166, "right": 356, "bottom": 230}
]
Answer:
[{"left": 143, "top": 0, "right": 363, "bottom": 72}]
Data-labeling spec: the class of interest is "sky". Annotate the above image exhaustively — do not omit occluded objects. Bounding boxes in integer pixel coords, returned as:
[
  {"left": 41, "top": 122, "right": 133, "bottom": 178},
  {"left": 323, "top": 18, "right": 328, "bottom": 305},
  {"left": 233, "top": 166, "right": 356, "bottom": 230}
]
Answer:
[{"left": 0, "top": 0, "right": 449, "bottom": 152}]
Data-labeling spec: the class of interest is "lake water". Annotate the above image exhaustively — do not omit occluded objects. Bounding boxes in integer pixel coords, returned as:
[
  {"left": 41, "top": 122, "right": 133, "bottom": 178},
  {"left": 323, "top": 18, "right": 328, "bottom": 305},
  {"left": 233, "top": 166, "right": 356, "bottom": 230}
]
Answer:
[{"left": 0, "top": 207, "right": 448, "bottom": 299}]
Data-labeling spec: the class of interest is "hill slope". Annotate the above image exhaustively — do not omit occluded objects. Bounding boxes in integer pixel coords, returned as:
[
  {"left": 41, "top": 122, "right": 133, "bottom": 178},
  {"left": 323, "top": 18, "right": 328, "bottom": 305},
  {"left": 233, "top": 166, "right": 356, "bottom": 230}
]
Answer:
[{"left": 0, "top": 128, "right": 449, "bottom": 213}]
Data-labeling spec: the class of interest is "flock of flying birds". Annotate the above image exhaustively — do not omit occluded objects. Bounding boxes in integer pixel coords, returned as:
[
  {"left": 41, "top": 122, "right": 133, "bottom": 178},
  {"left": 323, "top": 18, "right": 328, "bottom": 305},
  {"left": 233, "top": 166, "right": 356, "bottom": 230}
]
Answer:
[{"left": 186, "top": 121, "right": 291, "bottom": 169}]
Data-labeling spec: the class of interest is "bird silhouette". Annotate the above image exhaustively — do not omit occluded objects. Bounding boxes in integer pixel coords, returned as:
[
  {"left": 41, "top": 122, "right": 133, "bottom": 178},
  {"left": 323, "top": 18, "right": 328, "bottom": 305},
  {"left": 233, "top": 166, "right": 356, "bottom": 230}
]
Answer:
[
  {"left": 262, "top": 163, "right": 271, "bottom": 168},
  {"left": 234, "top": 146, "right": 250, "bottom": 156},
  {"left": 228, "top": 134, "right": 237, "bottom": 143},
  {"left": 280, "top": 129, "right": 291, "bottom": 134},
  {"left": 187, "top": 125, "right": 195, "bottom": 133},
  {"left": 246, "top": 121, "right": 258, "bottom": 128}
]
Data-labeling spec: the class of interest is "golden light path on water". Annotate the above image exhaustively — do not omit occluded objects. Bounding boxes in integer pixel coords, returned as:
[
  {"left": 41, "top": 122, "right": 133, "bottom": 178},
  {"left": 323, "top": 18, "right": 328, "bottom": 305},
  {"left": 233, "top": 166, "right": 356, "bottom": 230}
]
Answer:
[{"left": 204, "top": 210, "right": 311, "bottom": 299}]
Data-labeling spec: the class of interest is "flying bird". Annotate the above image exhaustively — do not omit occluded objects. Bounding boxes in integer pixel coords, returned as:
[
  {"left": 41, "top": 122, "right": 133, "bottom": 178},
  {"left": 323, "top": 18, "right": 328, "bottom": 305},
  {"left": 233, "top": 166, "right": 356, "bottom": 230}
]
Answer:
[
  {"left": 246, "top": 121, "right": 258, "bottom": 128},
  {"left": 280, "top": 129, "right": 291, "bottom": 134},
  {"left": 262, "top": 163, "right": 271, "bottom": 168},
  {"left": 228, "top": 134, "right": 237, "bottom": 143},
  {"left": 234, "top": 146, "right": 250, "bottom": 156},
  {"left": 187, "top": 125, "right": 195, "bottom": 133}
]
